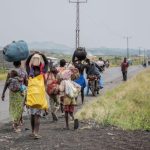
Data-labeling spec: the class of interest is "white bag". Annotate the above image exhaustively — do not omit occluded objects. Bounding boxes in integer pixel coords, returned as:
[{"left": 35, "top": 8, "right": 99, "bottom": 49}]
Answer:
[{"left": 64, "top": 80, "right": 81, "bottom": 98}]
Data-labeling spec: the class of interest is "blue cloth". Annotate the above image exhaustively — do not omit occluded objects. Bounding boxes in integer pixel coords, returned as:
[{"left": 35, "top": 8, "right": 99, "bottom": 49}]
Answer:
[
  {"left": 20, "top": 85, "right": 26, "bottom": 92},
  {"left": 3, "top": 40, "right": 29, "bottom": 62},
  {"left": 74, "top": 74, "right": 86, "bottom": 89}
]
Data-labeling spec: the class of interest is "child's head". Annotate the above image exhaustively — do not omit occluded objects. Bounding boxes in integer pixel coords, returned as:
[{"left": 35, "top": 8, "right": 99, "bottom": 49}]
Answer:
[
  {"left": 60, "top": 59, "right": 66, "bottom": 67},
  {"left": 50, "top": 66, "right": 58, "bottom": 74},
  {"left": 33, "top": 66, "right": 40, "bottom": 76},
  {"left": 10, "top": 70, "right": 18, "bottom": 78}
]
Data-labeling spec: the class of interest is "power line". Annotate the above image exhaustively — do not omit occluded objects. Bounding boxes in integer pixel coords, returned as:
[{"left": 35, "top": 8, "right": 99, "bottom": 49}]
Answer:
[{"left": 69, "top": 0, "right": 88, "bottom": 49}]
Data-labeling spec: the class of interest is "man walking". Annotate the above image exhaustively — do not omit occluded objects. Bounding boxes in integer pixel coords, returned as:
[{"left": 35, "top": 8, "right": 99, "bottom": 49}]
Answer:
[{"left": 121, "top": 57, "right": 129, "bottom": 81}]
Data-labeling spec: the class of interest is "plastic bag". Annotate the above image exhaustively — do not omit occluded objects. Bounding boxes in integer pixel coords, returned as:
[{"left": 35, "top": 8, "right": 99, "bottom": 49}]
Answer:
[
  {"left": 26, "top": 75, "right": 48, "bottom": 110},
  {"left": 64, "top": 80, "right": 81, "bottom": 98}
]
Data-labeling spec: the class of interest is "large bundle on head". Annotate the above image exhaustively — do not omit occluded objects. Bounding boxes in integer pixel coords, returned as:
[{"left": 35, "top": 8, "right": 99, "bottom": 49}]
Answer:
[
  {"left": 72, "top": 47, "right": 87, "bottom": 62},
  {"left": 3, "top": 40, "right": 29, "bottom": 62},
  {"left": 26, "top": 52, "right": 48, "bottom": 75}
]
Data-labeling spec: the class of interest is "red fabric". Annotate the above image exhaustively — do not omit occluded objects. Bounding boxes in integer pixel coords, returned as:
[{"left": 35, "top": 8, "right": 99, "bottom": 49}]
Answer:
[
  {"left": 47, "top": 80, "right": 58, "bottom": 95},
  {"left": 121, "top": 62, "right": 128, "bottom": 71},
  {"left": 40, "top": 63, "right": 44, "bottom": 74},
  {"left": 64, "top": 105, "right": 74, "bottom": 113}
]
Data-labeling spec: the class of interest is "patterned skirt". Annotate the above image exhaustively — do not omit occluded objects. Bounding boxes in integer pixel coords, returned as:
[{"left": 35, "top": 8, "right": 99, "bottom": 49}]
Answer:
[{"left": 9, "top": 91, "right": 24, "bottom": 123}]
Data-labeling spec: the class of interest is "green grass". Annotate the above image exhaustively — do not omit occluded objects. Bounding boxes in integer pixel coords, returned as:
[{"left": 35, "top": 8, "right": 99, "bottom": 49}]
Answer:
[
  {"left": 76, "top": 69, "right": 150, "bottom": 131},
  {"left": 0, "top": 68, "right": 7, "bottom": 80},
  {"left": 0, "top": 73, "right": 7, "bottom": 80}
]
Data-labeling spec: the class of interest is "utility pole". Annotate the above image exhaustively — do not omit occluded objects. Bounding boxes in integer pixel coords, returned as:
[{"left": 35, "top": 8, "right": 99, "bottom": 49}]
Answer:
[
  {"left": 139, "top": 47, "right": 141, "bottom": 65},
  {"left": 123, "top": 36, "right": 132, "bottom": 58},
  {"left": 69, "top": 0, "right": 87, "bottom": 49},
  {"left": 144, "top": 49, "right": 146, "bottom": 65}
]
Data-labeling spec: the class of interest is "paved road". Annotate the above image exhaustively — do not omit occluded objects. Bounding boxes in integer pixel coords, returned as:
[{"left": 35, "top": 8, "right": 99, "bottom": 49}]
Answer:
[{"left": 0, "top": 65, "right": 143, "bottom": 123}]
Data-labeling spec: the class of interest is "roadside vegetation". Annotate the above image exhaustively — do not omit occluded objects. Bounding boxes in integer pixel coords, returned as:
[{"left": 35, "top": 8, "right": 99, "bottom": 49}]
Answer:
[
  {"left": 0, "top": 68, "right": 7, "bottom": 80},
  {"left": 76, "top": 69, "right": 150, "bottom": 131},
  {"left": 97, "top": 55, "right": 144, "bottom": 67}
]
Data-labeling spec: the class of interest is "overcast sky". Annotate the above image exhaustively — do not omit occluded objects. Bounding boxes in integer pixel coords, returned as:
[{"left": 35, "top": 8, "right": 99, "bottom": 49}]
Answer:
[{"left": 0, "top": 0, "right": 150, "bottom": 49}]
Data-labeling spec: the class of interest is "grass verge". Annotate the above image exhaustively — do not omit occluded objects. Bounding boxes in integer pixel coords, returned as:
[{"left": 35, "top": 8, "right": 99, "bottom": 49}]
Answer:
[
  {"left": 76, "top": 69, "right": 150, "bottom": 131},
  {"left": 0, "top": 73, "right": 7, "bottom": 80}
]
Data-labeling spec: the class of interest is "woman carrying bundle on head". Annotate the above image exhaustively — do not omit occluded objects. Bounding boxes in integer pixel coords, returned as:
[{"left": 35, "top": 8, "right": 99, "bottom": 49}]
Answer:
[
  {"left": 1, "top": 61, "right": 28, "bottom": 133},
  {"left": 25, "top": 52, "right": 48, "bottom": 139}
]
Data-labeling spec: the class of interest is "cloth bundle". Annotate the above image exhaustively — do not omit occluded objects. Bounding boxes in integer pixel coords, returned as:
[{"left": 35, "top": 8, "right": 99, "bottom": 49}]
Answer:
[{"left": 3, "top": 40, "right": 29, "bottom": 62}]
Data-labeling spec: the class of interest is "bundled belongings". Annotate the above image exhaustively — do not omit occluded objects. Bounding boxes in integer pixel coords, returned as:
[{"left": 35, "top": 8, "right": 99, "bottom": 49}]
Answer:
[
  {"left": 68, "top": 65, "right": 80, "bottom": 80},
  {"left": 26, "top": 52, "right": 48, "bottom": 76},
  {"left": 46, "top": 72, "right": 59, "bottom": 95},
  {"left": 72, "top": 47, "right": 87, "bottom": 62},
  {"left": 3, "top": 40, "right": 29, "bottom": 62},
  {"left": 64, "top": 80, "right": 81, "bottom": 99},
  {"left": 57, "top": 69, "right": 72, "bottom": 80},
  {"left": 26, "top": 74, "right": 48, "bottom": 110}
]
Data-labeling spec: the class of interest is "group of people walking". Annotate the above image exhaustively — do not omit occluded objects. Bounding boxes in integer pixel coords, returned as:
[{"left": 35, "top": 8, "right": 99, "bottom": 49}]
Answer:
[
  {"left": 1, "top": 51, "right": 107, "bottom": 139},
  {"left": 1, "top": 39, "right": 130, "bottom": 141}
]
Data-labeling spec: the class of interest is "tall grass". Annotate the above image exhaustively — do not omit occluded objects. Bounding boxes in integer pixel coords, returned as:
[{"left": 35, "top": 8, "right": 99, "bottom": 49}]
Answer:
[
  {"left": 0, "top": 68, "right": 7, "bottom": 80},
  {"left": 76, "top": 69, "right": 150, "bottom": 131}
]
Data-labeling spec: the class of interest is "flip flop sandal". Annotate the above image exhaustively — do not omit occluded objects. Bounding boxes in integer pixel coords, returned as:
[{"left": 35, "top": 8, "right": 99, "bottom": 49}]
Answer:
[
  {"left": 14, "top": 128, "right": 21, "bottom": 133},
  {"left": 74, "top": 119, "right": 79, "bottom": 130},
  {"left": 34, "top": 134, "right": 42, "bottom": 139}
]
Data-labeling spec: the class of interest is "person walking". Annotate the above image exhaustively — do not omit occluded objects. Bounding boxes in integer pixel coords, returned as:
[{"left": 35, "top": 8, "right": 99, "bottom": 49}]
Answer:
[
  {"left": 58, "top": 69, "right": 80, "bottom": 130},
  {"left": 121, "top": 57, "right": 129, "bottom": 81},
  {"left": 73, "top": 60, "right": 86, "bottom": 104},
  {"left": 46, "top": 65, "right": 59, "bottom": 122},
  {"left": 1, "top": 61, "right": 27, "bottom": 132},
  {"left": 57, "top": 59, "right": 67, "bottom": 114},
  {"left": 25, "top": 52, "right": 48, "bottom": 139}
]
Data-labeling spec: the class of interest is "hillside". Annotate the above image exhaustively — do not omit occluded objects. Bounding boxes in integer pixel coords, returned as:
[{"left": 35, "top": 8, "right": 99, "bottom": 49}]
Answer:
[{"left": 0, "top": 41, "right": 147, "bottom": 56}]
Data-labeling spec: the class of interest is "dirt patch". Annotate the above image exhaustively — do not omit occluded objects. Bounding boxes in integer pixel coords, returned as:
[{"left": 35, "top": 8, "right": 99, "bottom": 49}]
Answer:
[{"left": 0, "top": 115, "right": 149, "bottom": 150}]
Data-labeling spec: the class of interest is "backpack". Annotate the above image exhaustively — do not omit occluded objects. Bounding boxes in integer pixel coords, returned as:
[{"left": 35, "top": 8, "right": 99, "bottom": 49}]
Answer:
[
  {"left": 8, "top": 77, "right": 21, "bottom": 92},
  {"left": 46, "top": 73, "right": 59, "bottom": 95}
]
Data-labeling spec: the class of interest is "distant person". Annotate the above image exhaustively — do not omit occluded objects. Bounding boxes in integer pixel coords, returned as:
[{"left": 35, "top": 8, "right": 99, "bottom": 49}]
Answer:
[
  {"left": 96, "top": 57, "right": 105, "bottom": 71},
  {"left": 121, "top": 57, "right": 129, "bottom": 81},
  {"left": 105, "top": 59, "right": 110, "bottom": 68}
]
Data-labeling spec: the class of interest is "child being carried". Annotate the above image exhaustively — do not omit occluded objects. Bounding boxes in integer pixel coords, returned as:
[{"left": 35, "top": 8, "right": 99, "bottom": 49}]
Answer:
[{"left": 7, "top": 70, "right": 26, "bottom": 96}]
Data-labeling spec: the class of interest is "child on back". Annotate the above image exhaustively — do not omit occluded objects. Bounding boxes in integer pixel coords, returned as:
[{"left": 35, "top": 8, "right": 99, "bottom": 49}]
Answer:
[{"left": 7, "top": 70, "right": 26, "bottom": 96}]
